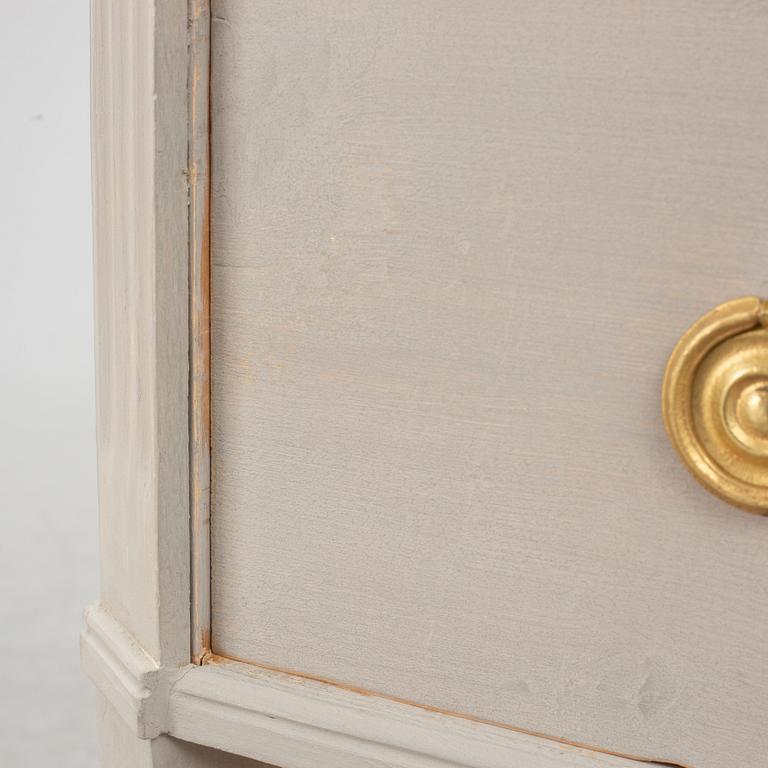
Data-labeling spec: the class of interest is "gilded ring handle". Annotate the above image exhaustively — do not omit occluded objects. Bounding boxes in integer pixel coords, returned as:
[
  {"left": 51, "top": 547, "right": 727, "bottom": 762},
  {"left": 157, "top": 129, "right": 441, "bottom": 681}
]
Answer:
[{"left": 662, "top": 296, "right": 768, "bottom": 515}]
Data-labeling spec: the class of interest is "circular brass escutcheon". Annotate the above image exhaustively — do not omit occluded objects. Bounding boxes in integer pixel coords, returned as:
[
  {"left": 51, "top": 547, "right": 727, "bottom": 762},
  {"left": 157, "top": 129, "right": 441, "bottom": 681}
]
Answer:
[{"left": 662, "top": 296, "right": 768, "bottom": 514}]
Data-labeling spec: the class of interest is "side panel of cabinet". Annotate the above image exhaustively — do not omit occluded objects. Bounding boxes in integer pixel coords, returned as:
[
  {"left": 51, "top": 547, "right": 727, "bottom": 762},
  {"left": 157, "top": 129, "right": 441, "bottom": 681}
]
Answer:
[{"left": 91, "top": 0, "right": 190, "bottom": 667}]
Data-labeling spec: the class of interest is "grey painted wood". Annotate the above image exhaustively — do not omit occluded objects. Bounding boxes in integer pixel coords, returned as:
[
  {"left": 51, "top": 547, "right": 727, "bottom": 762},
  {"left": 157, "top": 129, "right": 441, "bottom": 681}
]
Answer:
[
  {"left": 167, "top": 660, "right": 658, "bottom": 768},
  {"left": 91, "top": 0, "right": 190, "bottom": 667},
  {"left": 153, "top": 738, "right": 274, "bottom": 768},
  {"left": 96, "top": 692, "right": 272, "bottom": 768},
  {"left": 82, "top": 600, "right": 657, "bottom": 768},
  {"left": 210, "top": 3, "right": 768, "bottom": 767}
]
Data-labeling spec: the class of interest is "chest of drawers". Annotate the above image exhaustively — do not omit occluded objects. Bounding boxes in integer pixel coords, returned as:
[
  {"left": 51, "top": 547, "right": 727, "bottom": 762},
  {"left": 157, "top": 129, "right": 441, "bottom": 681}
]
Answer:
[{"left": 83, "top": 3, "right": 768, "bottom": 767}]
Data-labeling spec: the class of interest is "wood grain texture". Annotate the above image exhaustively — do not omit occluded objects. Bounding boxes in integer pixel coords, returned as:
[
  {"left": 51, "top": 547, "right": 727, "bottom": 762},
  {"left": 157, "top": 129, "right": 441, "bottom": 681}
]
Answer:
[
  {"left": 210, "top": 2, "right": 768, "bottom": 767},
  {"left": 91, "top": 0, "right": 190, "bottom": 666},
  {"left": 83, "top": 601, "right": 656, "bottom": 767},
  {"left": 168, "top": 659, "right": 659, "bottom": 768}
]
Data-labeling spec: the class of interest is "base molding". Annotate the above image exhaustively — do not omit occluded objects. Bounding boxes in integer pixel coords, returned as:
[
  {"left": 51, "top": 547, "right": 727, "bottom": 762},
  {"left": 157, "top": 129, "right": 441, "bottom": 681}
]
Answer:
[
  {"left": 81, "top": 604, "right": 188, "bottom": 739},
  {"left": 82, "top": 604, "right": 660, "bottom": 768}
]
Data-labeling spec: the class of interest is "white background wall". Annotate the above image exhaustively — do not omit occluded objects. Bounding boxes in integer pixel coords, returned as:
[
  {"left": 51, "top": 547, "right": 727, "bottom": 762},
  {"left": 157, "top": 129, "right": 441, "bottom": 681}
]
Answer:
[{"left": 0, "top": 1, "right": 98, "bottom": 765}]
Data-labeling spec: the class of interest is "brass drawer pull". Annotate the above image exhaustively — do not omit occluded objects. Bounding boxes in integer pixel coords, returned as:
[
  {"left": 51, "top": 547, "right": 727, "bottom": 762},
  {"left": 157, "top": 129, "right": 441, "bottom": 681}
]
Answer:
[{"left": 663, "top": 297, "right": 768, "bottom": 514}]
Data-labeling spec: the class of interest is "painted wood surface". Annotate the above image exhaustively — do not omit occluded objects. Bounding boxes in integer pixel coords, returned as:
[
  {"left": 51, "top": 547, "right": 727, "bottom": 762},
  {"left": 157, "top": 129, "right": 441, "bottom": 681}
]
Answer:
[
  {"left": 209, "top": 3, "right": 768, "bottom": 767},
  {"left": 84, "top": 603, "right": 656, "bottom": 768},
  {"left": 168, "top": 659, "right": 660, "bottom": 768},
  {"left": 91, "top": 0, "right": 190, "bottom": 669},
  {"left": 96, "top": 691, "right": 271, "bottom": 768}
]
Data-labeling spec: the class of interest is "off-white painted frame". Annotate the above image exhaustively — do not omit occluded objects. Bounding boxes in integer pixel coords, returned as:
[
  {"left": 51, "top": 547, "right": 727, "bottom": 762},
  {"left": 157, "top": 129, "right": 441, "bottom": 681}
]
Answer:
[{"left": 83, "top": 2, "right": 664, "bottom": 766}]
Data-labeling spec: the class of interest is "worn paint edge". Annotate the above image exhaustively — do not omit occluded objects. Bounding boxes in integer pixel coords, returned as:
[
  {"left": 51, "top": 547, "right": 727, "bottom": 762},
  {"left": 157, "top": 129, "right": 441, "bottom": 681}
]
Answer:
[
  {"left": 188, "top": 0, "right": 212, "bottom": 666},
  {"left": 203, "top": 654, "right": 687, "bottom": 768},
  {"left": 169, "top": 658, "right": 673, "bottom": 768},
  {"left": 80, "top": 604, "right": 669, "bottom": 768}
]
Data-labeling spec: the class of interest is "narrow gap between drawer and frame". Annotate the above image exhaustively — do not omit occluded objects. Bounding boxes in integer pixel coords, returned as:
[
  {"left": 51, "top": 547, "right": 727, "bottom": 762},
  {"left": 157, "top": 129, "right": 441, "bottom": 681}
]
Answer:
[{"left": 188, "top": 0, "right": 212, "bottom": 666}]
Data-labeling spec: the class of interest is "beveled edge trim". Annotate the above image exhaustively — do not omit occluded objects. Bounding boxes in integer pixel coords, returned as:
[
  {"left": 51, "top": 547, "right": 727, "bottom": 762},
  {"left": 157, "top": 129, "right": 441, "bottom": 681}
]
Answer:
[
  {"left": 80, "top": 604, "right": 182, "bottom": 739},
  {"left": 81, "top": 603, "right": 668, "bottom": 768},
  {"left": 167, "top": 658, "right": 669, "bottom": 768}
]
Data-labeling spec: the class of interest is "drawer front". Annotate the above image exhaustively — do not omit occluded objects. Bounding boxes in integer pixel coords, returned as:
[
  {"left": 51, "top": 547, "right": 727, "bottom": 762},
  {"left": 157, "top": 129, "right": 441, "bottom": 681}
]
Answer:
[{"left": 209, "top": 3, "right": 768, "bottom": 766}]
